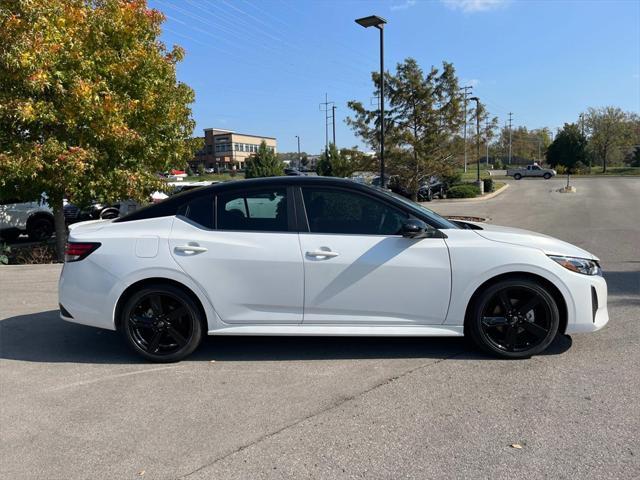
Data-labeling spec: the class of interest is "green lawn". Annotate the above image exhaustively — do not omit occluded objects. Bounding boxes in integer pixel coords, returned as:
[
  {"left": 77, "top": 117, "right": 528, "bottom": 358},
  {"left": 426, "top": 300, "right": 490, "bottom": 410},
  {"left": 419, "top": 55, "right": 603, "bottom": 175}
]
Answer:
[
  {"left": 586, "top": 166, "right": 640, "bottom": 176},
  {"left": 183, "top": 173, "right": 244, "bottom": 182}
]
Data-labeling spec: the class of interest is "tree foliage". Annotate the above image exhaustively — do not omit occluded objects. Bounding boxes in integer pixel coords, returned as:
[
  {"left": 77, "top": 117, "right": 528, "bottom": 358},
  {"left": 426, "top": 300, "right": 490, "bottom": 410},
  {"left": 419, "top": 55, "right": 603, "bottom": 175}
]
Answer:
[
  {"left": 245, "top": 140, "right": 283, "bottom": 178},
  {"left": 347, "top": 58, "right": 463, "bottom": 199},
  {"left": 584, "top": 106, "right": 639, "bottom": 173},
  {"left": 316, "top": 144, "right": 372, "bottom": 178},
  {"left": 0, "top": 0, "right": 195, "bottom": 258},
  {"left": 545, "top": 123, "right": 587, "bottom": 173}
]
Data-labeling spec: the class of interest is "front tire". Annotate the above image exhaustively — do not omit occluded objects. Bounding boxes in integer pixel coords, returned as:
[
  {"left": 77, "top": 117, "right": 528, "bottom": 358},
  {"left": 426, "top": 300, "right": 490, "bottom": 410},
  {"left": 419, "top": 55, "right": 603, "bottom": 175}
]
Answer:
[
  {"left": 467, "top": 278, "right": 559, "bottom": 359},
  {"left": 543, "top": 173, "right": 552, "bottom": 179},
  {"left": 120, "top": 284, "right": 203, "bottom": 362}
]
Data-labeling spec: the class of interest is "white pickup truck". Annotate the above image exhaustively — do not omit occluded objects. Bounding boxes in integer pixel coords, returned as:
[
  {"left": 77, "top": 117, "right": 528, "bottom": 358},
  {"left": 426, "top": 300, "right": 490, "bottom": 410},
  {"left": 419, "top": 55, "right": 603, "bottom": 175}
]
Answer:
[{"left": 507, "top": 164, "right": 557, "bottom": 180}]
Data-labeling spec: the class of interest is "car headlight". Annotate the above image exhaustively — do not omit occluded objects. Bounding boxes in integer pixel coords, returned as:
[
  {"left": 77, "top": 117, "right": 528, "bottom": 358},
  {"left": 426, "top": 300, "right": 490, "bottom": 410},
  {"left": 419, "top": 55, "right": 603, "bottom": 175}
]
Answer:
[{"left": 549, "top": 255, "right": 602, "bottom": 276}]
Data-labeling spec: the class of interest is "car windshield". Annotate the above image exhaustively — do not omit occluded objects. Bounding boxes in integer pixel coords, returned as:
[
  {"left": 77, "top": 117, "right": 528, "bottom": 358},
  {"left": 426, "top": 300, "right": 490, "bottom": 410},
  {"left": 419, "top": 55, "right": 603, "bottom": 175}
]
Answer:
[{"left": 369, "top": 186, "right": 460, "bottom": 229}]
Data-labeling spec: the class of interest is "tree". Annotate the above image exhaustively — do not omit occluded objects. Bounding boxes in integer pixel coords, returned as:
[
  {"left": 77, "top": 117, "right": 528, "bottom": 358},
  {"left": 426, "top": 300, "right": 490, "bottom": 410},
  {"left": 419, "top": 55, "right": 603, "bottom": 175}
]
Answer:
[
  {"left": 245, "top": 140, "right": 283, "bottom": 178},
  {"left": 347, "top": 58, "right": 463, "bottom": 200},
  {"left": 546, "top": 123, "right": 587, "bottom": 181},
  {"left": 316, "top": 144, "right": 370, "bottom": 178},
  {"left": 584, "top": 106, "right": 637, "bottom": 173},
  {"left": 182, "top": 136, "right": 204, "bottom": 170},
  {"left": 0, "top": 0, "right": 195, "bottom": 260}
]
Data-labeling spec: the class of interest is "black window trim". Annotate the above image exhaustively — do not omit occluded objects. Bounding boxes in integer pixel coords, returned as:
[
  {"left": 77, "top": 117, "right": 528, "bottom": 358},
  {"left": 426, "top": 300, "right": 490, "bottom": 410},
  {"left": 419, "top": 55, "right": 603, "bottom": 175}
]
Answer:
[
  {"left": 213, "top": 185, "right": 296, "bottom": 234},
  {"left": 296, "top": 185, "right": 419, "bottom": 237}
]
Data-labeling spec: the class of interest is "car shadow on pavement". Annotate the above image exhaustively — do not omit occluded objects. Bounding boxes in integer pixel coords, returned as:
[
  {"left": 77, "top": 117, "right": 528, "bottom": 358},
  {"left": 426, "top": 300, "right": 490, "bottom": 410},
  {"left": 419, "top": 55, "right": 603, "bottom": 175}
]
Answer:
[{"left": 1, "top": 309, "right": 573, "bottom": 364}]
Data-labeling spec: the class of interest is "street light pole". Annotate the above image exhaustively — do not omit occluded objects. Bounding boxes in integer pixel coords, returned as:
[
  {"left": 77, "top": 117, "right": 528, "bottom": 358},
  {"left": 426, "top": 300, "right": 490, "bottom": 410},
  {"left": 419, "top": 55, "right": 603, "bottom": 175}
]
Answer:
[
  {"left": 355, "top": 15, "right": 387, "bottom": 185},
  {"left": 295, "top": 135, "right": 301, "bottom": 169}
]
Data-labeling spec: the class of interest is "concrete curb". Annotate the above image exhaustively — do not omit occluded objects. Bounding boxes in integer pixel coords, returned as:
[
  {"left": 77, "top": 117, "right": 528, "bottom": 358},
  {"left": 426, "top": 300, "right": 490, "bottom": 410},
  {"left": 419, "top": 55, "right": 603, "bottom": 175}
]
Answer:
[{"left": 423, "top": 183, "right": 510, "bottom": 205}]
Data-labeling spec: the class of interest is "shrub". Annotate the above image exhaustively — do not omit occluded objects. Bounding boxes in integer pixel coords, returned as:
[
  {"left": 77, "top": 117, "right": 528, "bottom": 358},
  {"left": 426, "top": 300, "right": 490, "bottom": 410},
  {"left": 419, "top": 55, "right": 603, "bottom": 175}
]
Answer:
[
  {"left": 447, "top": 184, "right": 480, "bottom": 198},
  {"left": 483, "top": 178, "right": 494, "bottom": 193},
  {"left": 494, "top": 159, "right": 504, "bottom": 170}
]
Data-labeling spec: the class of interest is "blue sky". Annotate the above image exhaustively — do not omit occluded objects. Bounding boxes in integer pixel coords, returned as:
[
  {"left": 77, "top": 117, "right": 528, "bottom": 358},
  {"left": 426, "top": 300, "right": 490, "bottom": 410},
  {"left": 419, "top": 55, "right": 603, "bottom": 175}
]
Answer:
[{"left": 151, "top": 0, "right": 640, "bottom": 153}]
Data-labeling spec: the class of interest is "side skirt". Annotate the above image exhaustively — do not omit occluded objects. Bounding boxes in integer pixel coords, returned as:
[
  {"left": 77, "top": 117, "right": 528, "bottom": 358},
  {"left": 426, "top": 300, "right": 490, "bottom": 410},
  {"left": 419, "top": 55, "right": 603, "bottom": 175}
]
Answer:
[{"left": 208, "top": 325, "right": 464, "bottom": 337}]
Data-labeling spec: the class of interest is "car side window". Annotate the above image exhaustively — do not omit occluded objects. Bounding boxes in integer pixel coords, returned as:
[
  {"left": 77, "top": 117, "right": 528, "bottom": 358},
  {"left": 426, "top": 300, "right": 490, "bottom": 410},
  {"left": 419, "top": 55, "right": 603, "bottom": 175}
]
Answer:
[
  {"left": 302, "top": 187, "right": 408, "bottom": 235},
  {"left": 177, "top": 193, "right": 214, "bottom": 229},
  {"left": 217, "top": 188, "right": 288, "bottom": 232}
]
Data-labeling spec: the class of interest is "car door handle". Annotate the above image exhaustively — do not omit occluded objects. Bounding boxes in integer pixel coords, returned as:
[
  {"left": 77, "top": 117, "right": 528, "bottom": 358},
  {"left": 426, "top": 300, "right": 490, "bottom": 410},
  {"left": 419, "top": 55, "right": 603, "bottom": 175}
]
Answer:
[
  {"left": 175, "top": 244, "right": 208, "bottom": 254},
  {"left": 306, "top": 250, "right": 339, "bottom": 258}
]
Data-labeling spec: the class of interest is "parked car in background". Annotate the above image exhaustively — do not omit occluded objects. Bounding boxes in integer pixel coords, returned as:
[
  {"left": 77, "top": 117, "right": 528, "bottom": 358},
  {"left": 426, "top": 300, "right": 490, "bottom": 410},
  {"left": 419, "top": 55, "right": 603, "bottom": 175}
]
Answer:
[
  {"left": 59, "top": 176, "right": 608, "bottom": 362},
  {"left": 507, "top": 164, "right": 556, "bottom": 180},
  {"left": 0, "top": 195, "right": 54, "bottom": 242},
  {"left": 64, "top": 200, "right": 120, "bottom": 225}
]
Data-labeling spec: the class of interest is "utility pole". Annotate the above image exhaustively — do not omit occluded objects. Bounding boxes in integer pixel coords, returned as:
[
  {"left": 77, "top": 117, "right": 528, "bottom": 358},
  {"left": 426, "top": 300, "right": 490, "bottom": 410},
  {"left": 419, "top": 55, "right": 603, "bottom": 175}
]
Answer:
[
  {"left": 508, "top": 112, "right": 513, "bottom": 166},
  {"left": 319, "top": 94, "right": 334, "bottom": 155},
  {"left": 331, "top": 105, "right": 336, "bottom": 147},
  {"left": 470, "top": 97, "right": 482, "bottom": 192},
  {"left": 485, "top": 118, "right": 490, "bottom": 168},
  {"left": 295, "top": 135, "right": 301, "bottom": 168},
  {"left": 579, "top": 113, "right": 585, "bottom": 137},
  {"left": 460, "top": 86, "right": 473, "bottom": 173}
]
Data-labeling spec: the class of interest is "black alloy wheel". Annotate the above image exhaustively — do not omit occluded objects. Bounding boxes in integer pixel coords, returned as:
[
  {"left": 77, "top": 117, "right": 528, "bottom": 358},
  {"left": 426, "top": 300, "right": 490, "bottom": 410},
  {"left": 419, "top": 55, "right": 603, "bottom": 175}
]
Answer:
[
  {"left": 468, "top": 278, "right": 559, "bottom": 358},
  {"left": 121, "top": 285, "right": 203, "bottom": 362}
]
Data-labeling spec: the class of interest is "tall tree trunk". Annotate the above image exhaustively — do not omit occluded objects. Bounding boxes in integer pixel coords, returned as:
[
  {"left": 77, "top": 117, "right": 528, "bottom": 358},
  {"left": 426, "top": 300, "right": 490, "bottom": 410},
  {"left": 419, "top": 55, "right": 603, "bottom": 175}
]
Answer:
[
  {"left": 602, "top": 145, "right": 608, "bottom": 173},
  {"left": 52, "top": 197, "right": 67, "bottom": 262}
]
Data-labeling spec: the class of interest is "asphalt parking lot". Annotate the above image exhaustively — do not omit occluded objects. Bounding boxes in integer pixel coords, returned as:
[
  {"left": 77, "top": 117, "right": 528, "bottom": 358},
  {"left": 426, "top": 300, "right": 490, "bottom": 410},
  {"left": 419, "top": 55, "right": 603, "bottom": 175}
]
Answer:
[{"left": 1, "top": 176, "right": 639, "bottom": 480}]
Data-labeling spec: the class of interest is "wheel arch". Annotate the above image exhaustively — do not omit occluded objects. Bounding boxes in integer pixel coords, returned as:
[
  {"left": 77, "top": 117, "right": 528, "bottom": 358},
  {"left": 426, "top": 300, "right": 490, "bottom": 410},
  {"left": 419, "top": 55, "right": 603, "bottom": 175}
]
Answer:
[
  {"left": 463, "top": 271, "right": 568, "bottom": 335},
  {"left": 114, "top": 277, "right": 208, "bottom": 332},
  {"left": 26, "top": 211, "right": 54, "bottom": 228}
]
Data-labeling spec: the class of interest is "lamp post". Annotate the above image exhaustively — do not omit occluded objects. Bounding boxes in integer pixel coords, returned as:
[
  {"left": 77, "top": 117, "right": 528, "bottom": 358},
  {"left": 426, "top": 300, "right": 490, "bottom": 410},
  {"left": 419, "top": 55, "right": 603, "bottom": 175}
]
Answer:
[
  {"left": 470, "top": 97, "right": 484, "bottom": 194},
  {"left": 295, "top": 135, "right": 301, "bottom": 169},
  {"left": 355, "top": 15, "right": 387, "bottom": 185}
]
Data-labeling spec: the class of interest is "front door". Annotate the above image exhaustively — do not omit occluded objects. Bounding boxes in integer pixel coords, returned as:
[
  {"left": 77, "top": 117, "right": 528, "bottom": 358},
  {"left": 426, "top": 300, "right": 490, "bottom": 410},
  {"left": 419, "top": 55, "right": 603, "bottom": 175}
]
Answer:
[
  {"left": 169, "top": 187, "right": 304, "bottom": 324},
  {"left": 298, "top": 186, "right": 451, "bottom": 325}
]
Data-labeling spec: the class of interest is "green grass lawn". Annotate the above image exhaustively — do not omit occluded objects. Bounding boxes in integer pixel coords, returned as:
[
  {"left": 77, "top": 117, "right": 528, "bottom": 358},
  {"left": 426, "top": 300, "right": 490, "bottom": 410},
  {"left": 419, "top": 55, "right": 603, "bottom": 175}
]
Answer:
[
  {"left": 183, "top": 173, "right": 244, "bottom": 182},
  {"left": 586, "top": 166, "right": 640, "bottom": 176}
]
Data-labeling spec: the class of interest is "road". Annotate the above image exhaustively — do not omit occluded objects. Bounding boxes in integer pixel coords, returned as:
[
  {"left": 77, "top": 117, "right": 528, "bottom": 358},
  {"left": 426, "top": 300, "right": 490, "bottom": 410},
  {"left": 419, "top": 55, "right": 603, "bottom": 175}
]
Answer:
[{"left": 1, "top": 177, "right": 639, "bottom": 479}]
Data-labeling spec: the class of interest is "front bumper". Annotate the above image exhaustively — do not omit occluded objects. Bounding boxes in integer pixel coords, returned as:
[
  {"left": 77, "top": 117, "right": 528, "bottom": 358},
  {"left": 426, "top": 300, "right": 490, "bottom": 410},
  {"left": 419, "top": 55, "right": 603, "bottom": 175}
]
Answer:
[{"left": 564, "top": 273, "right": 608, "bottom": 334}]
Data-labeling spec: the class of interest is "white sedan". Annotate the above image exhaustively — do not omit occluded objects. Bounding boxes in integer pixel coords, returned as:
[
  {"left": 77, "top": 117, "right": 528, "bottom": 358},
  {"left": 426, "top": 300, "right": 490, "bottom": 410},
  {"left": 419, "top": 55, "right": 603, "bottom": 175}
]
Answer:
[{"left": 59, "top": 177, "right": 608, "bottom": 362}]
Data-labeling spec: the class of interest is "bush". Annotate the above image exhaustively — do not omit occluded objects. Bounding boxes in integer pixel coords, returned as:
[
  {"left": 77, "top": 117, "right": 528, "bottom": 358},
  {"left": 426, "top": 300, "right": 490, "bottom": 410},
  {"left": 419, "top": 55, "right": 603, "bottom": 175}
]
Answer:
[
  {"left": 447, "top": 184, "right": 480, "bottom": 198},
  {"left": 494, "top": 159, "right": 504, "bottom": 170},
  {"left": 483, "top": 178, "right": 494, "bottom": 193}
]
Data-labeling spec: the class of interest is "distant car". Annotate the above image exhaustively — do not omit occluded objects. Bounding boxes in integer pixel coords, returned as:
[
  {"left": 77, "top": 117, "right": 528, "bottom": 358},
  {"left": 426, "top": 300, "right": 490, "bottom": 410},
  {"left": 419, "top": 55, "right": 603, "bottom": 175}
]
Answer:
[
  {"left": 507, "top": 164, "right": 556, "bottom": 180},
  {"left": 204, "top": 168, "right": 216, "bottom": 174},
  {"left": 284, "top": 168, "right": 304, "bottom": 176},
  {"left": 0, "top": 195, "right": 54, "bottom": 242},
  {"left": 59, "top": 176, "right": 608, "bottom": 362},
  {"left": 64, "top": 200, "right": 120, "bottom": 225}
]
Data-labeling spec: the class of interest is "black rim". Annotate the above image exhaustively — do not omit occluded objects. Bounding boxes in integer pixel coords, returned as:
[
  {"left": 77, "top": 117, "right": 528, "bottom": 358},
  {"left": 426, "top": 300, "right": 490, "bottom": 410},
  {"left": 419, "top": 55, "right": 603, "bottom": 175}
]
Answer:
[
  {"left": 480, "top": 286, "right": 552, "bottom": 353},
  {"left": 127, "top": 293, "right": 194, "bottom": 356}
]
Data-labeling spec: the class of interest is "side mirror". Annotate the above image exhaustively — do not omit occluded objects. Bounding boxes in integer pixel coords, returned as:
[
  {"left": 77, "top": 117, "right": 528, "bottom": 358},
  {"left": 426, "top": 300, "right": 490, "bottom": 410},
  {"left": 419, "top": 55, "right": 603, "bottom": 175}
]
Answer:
[{"left": 401, "top": 219, "right": 428, "bottom": 238}]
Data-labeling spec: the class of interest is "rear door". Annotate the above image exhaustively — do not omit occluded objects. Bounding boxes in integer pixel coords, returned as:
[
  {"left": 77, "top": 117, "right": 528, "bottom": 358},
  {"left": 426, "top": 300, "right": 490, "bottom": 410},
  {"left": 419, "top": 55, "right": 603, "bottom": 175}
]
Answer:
[
  {"left": 169, "top": 187, "right": 304, "bottom": 324},
  {"left": 297, "top": 186, "right": 451, "bottom": 325}
]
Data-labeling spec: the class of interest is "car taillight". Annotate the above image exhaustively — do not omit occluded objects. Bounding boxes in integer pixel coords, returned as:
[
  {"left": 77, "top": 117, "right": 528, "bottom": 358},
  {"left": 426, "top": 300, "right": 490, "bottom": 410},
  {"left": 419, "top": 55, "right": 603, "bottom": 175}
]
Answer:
[{"left": 64, "top": 242, "right": 101, "bottom": 262}]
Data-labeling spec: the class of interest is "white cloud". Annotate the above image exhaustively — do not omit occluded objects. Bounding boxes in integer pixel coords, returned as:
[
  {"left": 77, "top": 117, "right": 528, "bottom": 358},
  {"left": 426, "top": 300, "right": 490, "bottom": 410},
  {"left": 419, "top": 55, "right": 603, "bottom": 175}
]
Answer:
[
  {"left": 390, "top": 0, "right": 417, "bottom": 11},
  {"left": 442, "top": 0, "right": 509, "bottom": 13}
]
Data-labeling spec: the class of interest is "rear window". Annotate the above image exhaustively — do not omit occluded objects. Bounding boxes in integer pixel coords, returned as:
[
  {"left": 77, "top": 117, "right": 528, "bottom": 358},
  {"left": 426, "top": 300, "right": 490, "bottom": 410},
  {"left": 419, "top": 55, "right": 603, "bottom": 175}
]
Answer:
[{"left": 177, "top": 194, "right": 214, "bottom": 229}]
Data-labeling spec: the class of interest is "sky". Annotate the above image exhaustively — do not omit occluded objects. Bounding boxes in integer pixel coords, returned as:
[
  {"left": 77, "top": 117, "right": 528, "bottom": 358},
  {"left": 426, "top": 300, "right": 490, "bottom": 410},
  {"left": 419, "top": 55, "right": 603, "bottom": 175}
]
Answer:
[{"left": 150, "top": 0, "right": 640, "bottom": 154}]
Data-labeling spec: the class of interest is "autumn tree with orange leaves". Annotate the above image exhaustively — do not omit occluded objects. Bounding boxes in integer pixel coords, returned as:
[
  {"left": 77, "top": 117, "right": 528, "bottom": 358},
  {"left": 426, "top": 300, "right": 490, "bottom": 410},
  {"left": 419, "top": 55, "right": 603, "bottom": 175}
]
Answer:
[{"left": 0, "top": 0, "right": 195, "bottom": 259}]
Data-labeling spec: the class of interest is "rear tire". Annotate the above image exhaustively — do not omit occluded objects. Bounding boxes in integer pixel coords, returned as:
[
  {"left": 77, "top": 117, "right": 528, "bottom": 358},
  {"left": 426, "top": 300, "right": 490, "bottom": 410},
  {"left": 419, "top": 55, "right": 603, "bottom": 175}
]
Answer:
[
  {"left": 467, "top": 278, "right": 559, "bottom": 359},
  {"left": 120, "top": 284, "right": 203, "bottom": 362},
  {"left": 513, "top": 173, "right": 522, "bottom": 180}
]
